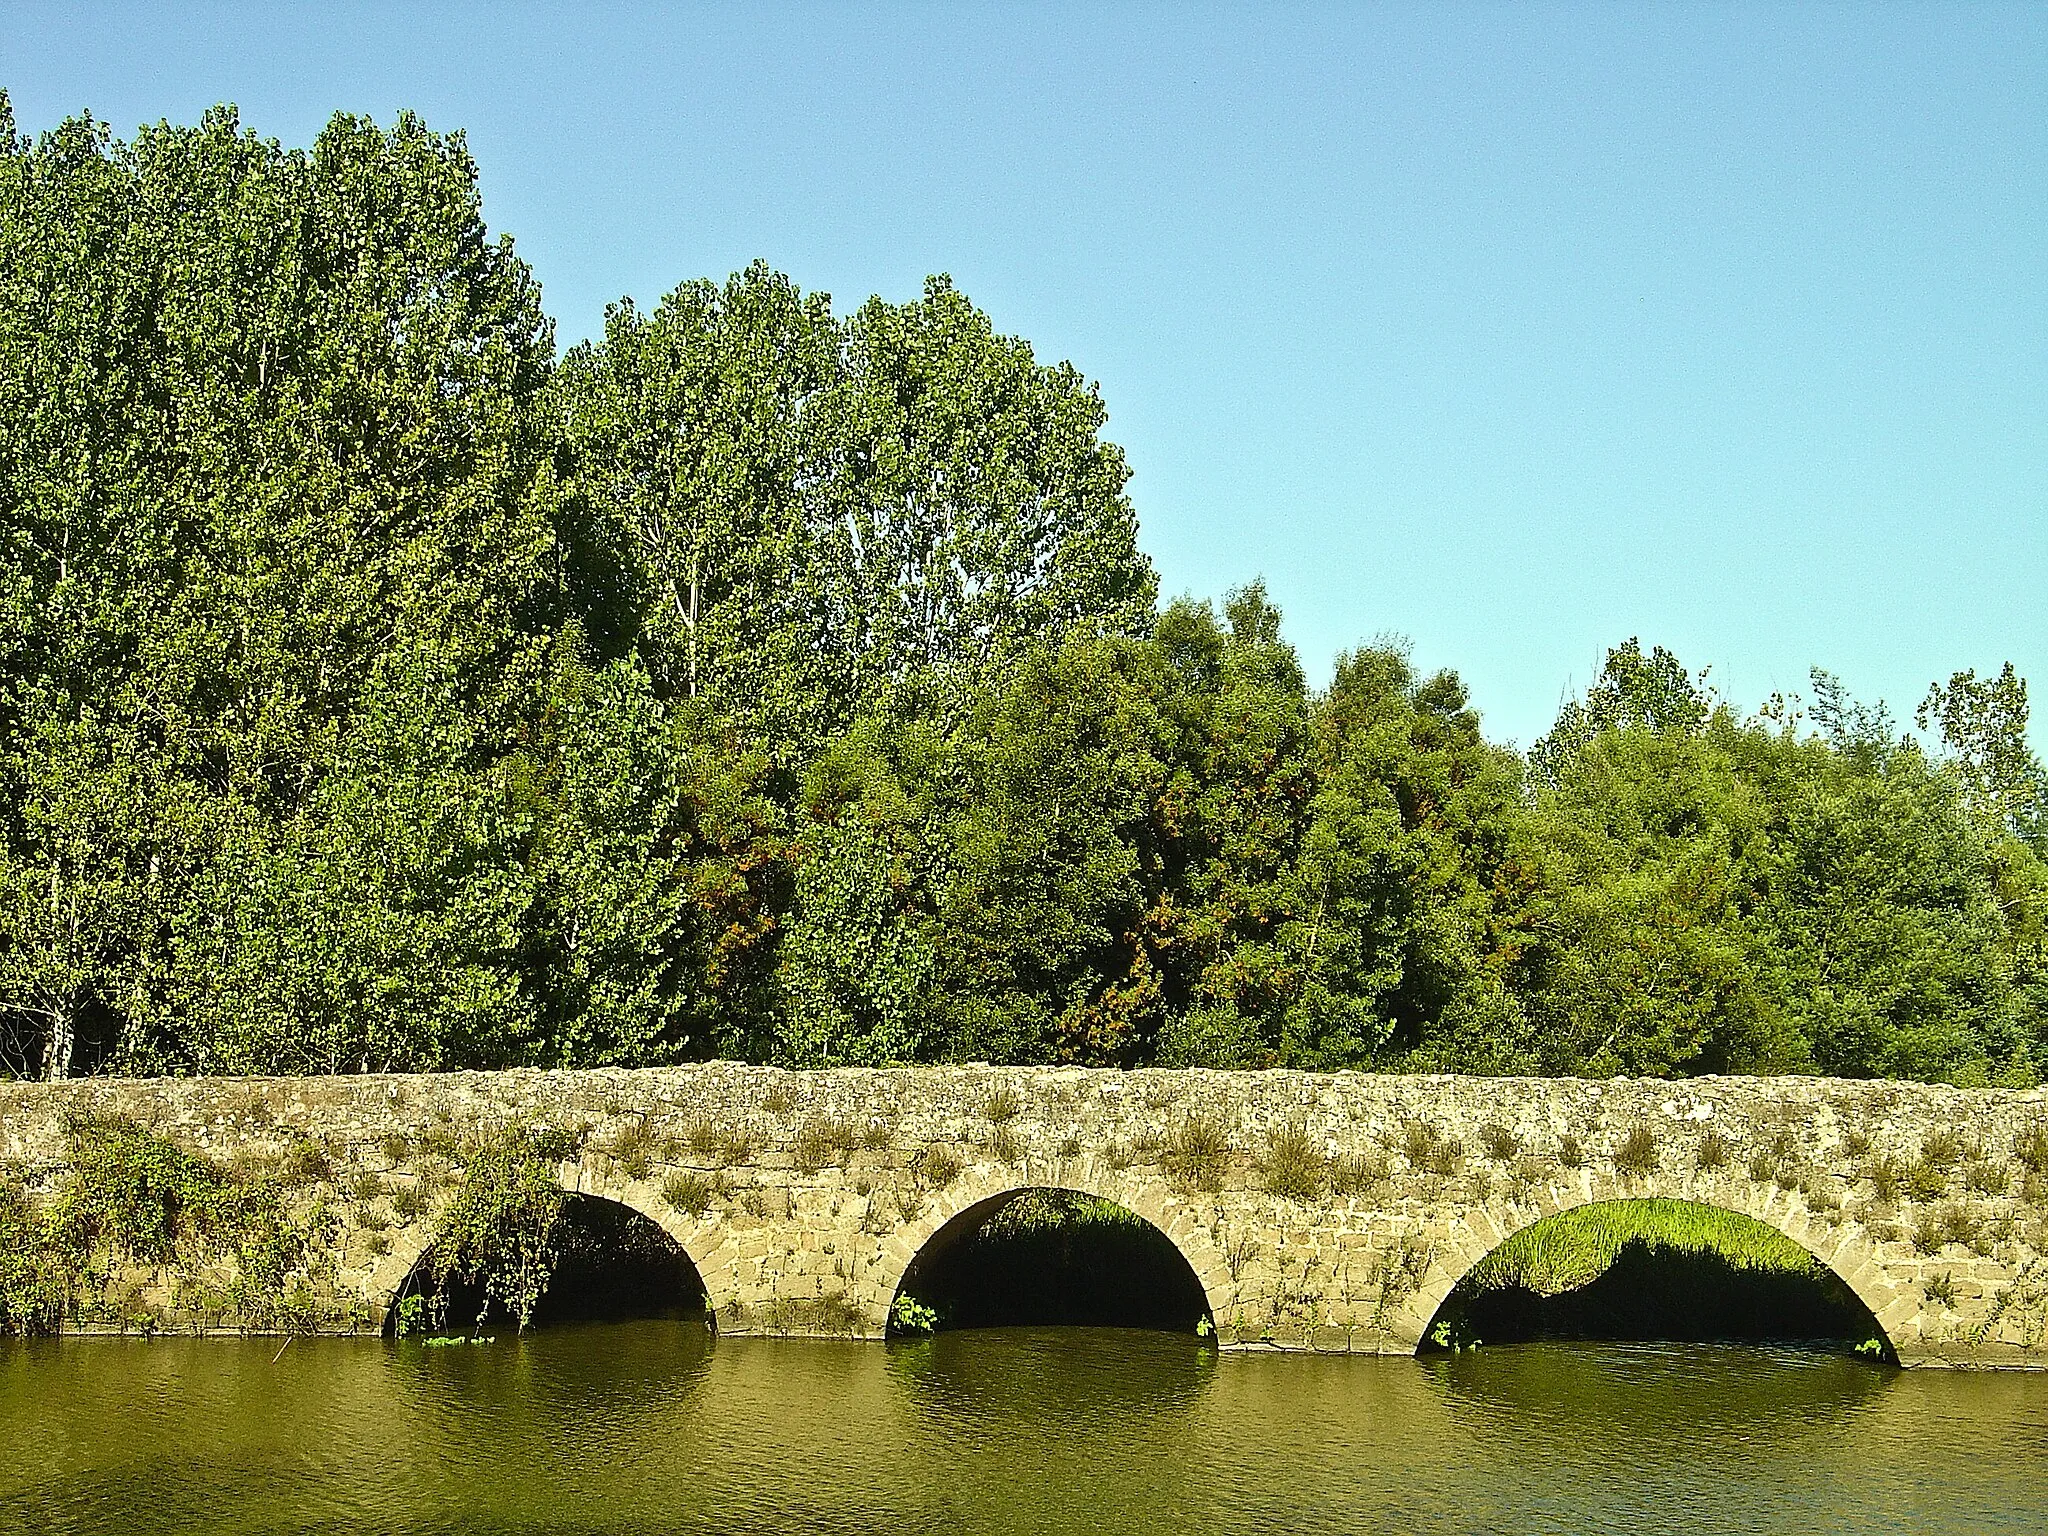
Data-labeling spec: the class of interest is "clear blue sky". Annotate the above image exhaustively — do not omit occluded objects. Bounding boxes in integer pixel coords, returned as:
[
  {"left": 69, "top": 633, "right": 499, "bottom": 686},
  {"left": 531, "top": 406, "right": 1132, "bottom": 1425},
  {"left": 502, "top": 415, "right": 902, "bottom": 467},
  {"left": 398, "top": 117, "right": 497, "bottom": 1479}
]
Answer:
[{"left": 6, "top": 1, "right": 2043, "bottom": 748}]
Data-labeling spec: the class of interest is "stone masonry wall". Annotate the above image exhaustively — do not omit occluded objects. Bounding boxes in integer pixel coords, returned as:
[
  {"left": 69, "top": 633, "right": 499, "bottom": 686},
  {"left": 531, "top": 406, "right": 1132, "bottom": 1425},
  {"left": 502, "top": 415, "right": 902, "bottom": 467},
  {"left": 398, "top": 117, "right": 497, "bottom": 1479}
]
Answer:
[{"left": 3, "top": 1067, "right": 2045, "bottom": 1366}]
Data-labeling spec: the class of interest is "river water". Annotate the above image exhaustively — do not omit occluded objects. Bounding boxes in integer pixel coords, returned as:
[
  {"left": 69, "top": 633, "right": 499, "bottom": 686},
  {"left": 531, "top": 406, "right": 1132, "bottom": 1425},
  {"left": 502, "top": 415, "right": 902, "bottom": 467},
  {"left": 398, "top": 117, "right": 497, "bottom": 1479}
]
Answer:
[{"left": 3, "top": 1326, "right": 2042, "bottom": 1535}]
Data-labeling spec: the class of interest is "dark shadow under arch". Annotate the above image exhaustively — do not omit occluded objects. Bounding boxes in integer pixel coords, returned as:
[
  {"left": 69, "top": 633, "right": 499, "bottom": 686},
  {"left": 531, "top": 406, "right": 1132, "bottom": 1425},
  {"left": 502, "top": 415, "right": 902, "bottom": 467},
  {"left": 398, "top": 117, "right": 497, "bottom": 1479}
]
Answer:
[
  {"left": 890, "top": 1188, "right": 1212, "bottom": 1336},
  {"left": 1418, "top": 1198, "right": 1891, "bottom": 1359},
  {"left": 387, "top": 1192, "right": 709, "bottom": 1335}
]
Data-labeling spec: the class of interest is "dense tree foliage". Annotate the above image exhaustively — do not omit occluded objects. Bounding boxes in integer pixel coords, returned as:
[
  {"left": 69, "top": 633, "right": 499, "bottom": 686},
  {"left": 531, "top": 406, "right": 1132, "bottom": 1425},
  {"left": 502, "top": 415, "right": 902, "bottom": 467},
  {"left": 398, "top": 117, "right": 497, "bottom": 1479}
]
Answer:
[{"left": 2, "top": 99, "right": 2041, "bottom": 1085}]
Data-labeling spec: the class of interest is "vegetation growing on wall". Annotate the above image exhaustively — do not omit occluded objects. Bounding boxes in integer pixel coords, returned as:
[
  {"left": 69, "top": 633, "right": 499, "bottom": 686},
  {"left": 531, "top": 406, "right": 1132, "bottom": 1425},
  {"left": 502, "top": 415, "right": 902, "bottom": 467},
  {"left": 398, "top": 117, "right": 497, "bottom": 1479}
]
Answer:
[
  {"left": 0, "top": 94, "right": 2043, "bottom": 1087},
  {"left": 417, "top": 1124, "right": 578, "bottom": 1332},
  {"left": 0, "top": 1114, "right": 340, "bottom": 1335}
]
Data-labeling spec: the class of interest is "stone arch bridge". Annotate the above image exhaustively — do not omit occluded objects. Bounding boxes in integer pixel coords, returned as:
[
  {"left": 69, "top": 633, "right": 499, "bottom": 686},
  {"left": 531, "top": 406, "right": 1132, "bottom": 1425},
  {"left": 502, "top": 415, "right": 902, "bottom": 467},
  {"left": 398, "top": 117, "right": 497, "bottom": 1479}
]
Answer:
[{"left": 3, "top": 1066, "right": 2044, "bottom": 1367}]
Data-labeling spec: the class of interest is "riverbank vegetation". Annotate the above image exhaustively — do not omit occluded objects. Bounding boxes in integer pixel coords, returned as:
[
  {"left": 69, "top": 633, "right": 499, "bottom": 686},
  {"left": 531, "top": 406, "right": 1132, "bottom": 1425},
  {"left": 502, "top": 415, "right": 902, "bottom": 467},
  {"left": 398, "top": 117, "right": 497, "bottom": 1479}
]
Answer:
[
  {"left": 1423, "top": 1199, "right": 1884, "bottom": 1352},
  {"left": 889, "top": 1190, "right": 1210, "bottom": 1335},
  {"left": 2, "top": 95, "right": 2043, "bottom": 1087}
]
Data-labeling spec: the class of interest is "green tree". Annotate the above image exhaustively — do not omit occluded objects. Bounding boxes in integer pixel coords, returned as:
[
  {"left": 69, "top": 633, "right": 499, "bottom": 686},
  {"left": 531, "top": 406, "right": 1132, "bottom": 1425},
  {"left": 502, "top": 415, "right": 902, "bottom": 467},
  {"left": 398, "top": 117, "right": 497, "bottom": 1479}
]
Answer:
[
  {"left": 772, "top": 720, "right": 946, "bottom": 1066},
  {"left": 557, "top": 267, "right": 1158, "bottom": 752},
  {"left": 1918, "top": 664, "right": 2047, "bottom": 850},
  {"left": 0, "top": 100, "right": 555, "bottom": 1074},
  {"left": 1529, "top": 638, "right": 1710, "bottom": 786},
  {"left": 511, "top": 633, "right": 790, "bottom": 1068},
  {"left": 821, "top": 276, "right": 1156, "bottom": 722},
  {"left": 556, "top": 264, "right": 840, "bottom": 726},
  {"left": 1516, "top": 655, "right": 2037, "bottom": 1081}
]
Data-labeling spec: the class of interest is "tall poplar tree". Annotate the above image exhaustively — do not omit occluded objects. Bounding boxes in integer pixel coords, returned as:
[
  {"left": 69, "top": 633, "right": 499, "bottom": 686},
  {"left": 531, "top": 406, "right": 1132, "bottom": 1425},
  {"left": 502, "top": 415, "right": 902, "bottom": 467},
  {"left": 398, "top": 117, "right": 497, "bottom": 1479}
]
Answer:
[
  {"left": 0, "top": 99, "right": 556, "bottom": 1073},
  {"left": 558, "top": 267, "right": 1157, "bottom": 751}
]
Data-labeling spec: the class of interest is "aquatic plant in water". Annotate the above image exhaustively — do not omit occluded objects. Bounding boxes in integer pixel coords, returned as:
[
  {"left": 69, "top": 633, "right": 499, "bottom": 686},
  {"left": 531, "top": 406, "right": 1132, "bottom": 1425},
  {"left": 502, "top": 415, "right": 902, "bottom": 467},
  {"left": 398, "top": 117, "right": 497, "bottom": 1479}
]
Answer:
[{"left": 890, "top": 1294, "right": 939, "bottom": 1334}]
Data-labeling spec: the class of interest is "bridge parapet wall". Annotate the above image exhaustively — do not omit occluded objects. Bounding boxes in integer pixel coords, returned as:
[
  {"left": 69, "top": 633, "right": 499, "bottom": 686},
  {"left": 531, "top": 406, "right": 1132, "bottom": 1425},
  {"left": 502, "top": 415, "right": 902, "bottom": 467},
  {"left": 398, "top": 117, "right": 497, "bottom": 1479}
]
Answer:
[{"left": 2, "top": 1067, "right": 2043, "bottom": 1366}]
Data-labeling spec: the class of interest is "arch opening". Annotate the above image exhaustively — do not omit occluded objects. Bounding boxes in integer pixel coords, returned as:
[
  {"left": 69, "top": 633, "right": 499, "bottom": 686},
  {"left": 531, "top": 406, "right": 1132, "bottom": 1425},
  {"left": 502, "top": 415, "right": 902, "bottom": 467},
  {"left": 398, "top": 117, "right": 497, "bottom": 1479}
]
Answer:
[
  {"left": 889, "top": 1188, "right": 1212, "bottom": 1337},
  {"left": 1418, "top": 1200, "right": 1892, "bottom": 1360},
  {"left": 387, "top": 1193, "right": 709, "bottom": 1336}
]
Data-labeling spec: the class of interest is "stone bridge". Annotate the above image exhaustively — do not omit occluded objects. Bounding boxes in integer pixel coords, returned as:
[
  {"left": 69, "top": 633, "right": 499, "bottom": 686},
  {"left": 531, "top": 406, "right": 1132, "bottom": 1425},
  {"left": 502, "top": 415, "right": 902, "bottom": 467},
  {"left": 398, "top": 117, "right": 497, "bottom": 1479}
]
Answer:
[{"left": 3, "top": 1066, "right": 2045, "bottom": 1366}]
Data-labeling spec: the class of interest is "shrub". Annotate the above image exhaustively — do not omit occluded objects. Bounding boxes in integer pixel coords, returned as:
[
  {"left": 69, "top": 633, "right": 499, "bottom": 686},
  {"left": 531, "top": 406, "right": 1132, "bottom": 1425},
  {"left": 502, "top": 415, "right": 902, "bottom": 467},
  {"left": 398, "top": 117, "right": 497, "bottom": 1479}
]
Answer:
[
  {"left": 1694, "top": 1130, "right": 1731, "bottom": 1172},
  {"left": 1557, "top": 1135, "right": 1586, "bottom": 1170},
  {"left": 1802, "top": 1179, "right": 1841, "bottom": 1215},
  {"left": 350, "top": 1173, "right": 385, "bottom": 1206},
  {"left": 1261, "top": 1122, "right": 1326, "bottom": 1203},
  {"left": 1399, "top": 1121, "right": 1439, "bottom": 1169},
  {"left": 1940, "top": 1202, "right": 1985, "bottom": 1252},
  {"left": 1477, "top": 1124, "right": 1521, "bottom": 1163},
  {"left": 390, "top": 1184, "right": 427, "bottom": 1221},
  {"left": 53, "top": 1114, "right": 237, "bottom": 1267},
  {"left": 429, "top": 1126, "right": 571, "bottom": 1331},
  {"left": 279, "top": 1139, "right": 332, "bottom": 1185},
  {"left": 1164, "top": 1114, "right": 1231, "bottom": 1194},
  {"left": 1861, "top": 1157, "right": 1903, "bottom": 1203},
  {"left": 861, "top": 1119, "right": 894, "bottom": 1151},
  {"left": 1923, "top": 1272, "right": 1957, "bottom": 1307},
  {"left": 1420, "top": 1138, "right": 1465, "bottom": 1181},
  {"left": 605, "top": 1118, "right": 658, "bottom": 1180},
  {"left": 380, "top": 1132, "right": 412, "bottom": 1166},
  {"left": 661, "top": 1171, "right": 720, "bottom": 1217},
  {"left": 984, "top": 1126, "right": 1023, "bottom": 1166},
  {"left": 1839, "top": 1129, "right": 1872, "bottom": 1160},
  {"left": 0, "top": 1183, "right": 69, "bottom": 1335},
  {"left": 1330, "top": 1151, "right": 1389, "bottom": 1198},
  {"left": 1911, "top": 1203, "right": 1982, "bottom": 1256},
  {"left": 913, "top": 1146, "right": 963, "bottom": 1189},
  {"left": 1853, "top": 1203, "right": 1901, "bottom": 1244},
  {"left": 28, "top": 1116, "right": 326, "bottom": 1336},
  {"left": 1612, "top": 1127, "right": 1659, "bottom": 1177},
  {"left": 1507, "top": 1155, "right": 1552, "bottom": 1199},
  {"left": 2014, "top": 1123, "right": 2048, "bottom": 1177},
  {"left": 891, "top": 1293, "right": 939, "bottom": 1334},
  {"left": 793, "top": 1117, "right": 858, "bottom": 1175},
  {"left": 1919, "top": 1131, "right": 1964, "bottom": 1172},
  {"left": 418, "top": 1122, "right": 463, "bottom": 1162},
  {"left": 982, "top": 1087, "right": 1022, "bottom": 1125},
  {"left": 1964, "top": 1161, "right": 2009, "bottom": 1197},
  {"left": 1058, "top": 1134, "right": 1084, "bottom": 1160},
  {"left": 1904, "top": 1160, "right": 1948, "bottom": 1204},
  {"left": 684, "top": 1119, "right": 753, "bottom": 1168},
  {"left": 761, "top": 1084, "right": 796, "bottom": 1116}
]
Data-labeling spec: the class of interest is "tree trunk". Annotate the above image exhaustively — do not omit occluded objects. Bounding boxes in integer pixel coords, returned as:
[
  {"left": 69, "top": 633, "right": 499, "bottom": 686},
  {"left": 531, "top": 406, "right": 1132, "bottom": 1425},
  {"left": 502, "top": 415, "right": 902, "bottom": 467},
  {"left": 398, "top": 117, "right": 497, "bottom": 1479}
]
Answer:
[
  {"left": 687, "top": 546, "right": 701, "bottom": 700},
  {"left": 44, "top": 1001, "right": 74, "bottom": 1081}
]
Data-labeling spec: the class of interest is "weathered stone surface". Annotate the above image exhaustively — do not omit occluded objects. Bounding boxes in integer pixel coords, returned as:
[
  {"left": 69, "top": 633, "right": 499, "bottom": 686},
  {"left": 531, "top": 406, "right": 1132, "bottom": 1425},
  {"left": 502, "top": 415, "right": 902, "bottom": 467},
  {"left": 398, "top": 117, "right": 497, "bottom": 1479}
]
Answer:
[{"left": 2, "top": 1066, "right": 2044, "bottom": 1366}]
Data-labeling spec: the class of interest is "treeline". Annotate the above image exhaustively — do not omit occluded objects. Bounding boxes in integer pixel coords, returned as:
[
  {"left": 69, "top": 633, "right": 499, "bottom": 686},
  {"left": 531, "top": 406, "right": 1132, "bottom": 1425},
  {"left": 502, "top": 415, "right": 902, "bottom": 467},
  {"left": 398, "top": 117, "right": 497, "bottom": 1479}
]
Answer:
[{"left": 2, "top": 101, "right": 2042, "bottom": 1084}]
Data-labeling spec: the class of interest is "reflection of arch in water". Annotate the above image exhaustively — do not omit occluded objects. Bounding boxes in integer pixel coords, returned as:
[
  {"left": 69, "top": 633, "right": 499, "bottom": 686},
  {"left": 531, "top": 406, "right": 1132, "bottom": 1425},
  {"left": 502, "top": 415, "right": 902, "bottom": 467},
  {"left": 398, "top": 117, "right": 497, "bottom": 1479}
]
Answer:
[
  {"left": 1391, "top": 1176, "right": 1913, "bottom": 1358},
  {"left": 370, "top": 1169, "right": 735, "bottom": 1334},
  {"left": 875, "top": 1167, "right": 1232, "bottom": 1335}
]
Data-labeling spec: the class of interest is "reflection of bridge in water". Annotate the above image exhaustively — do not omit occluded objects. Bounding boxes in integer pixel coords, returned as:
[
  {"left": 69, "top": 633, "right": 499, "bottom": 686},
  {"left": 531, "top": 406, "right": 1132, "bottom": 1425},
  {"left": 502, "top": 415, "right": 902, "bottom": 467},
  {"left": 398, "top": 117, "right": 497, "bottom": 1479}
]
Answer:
[{"left": 3, "top": 1066, "right": 2043, "bottom": 1365}]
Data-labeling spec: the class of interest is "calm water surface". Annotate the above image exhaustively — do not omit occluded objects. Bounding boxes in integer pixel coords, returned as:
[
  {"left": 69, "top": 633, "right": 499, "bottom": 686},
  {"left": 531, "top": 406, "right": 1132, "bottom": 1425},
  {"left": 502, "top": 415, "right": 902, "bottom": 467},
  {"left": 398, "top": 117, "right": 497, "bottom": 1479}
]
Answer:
[{"left": 3, "top": 1326, "right": 2043, "bottom": 1535}]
